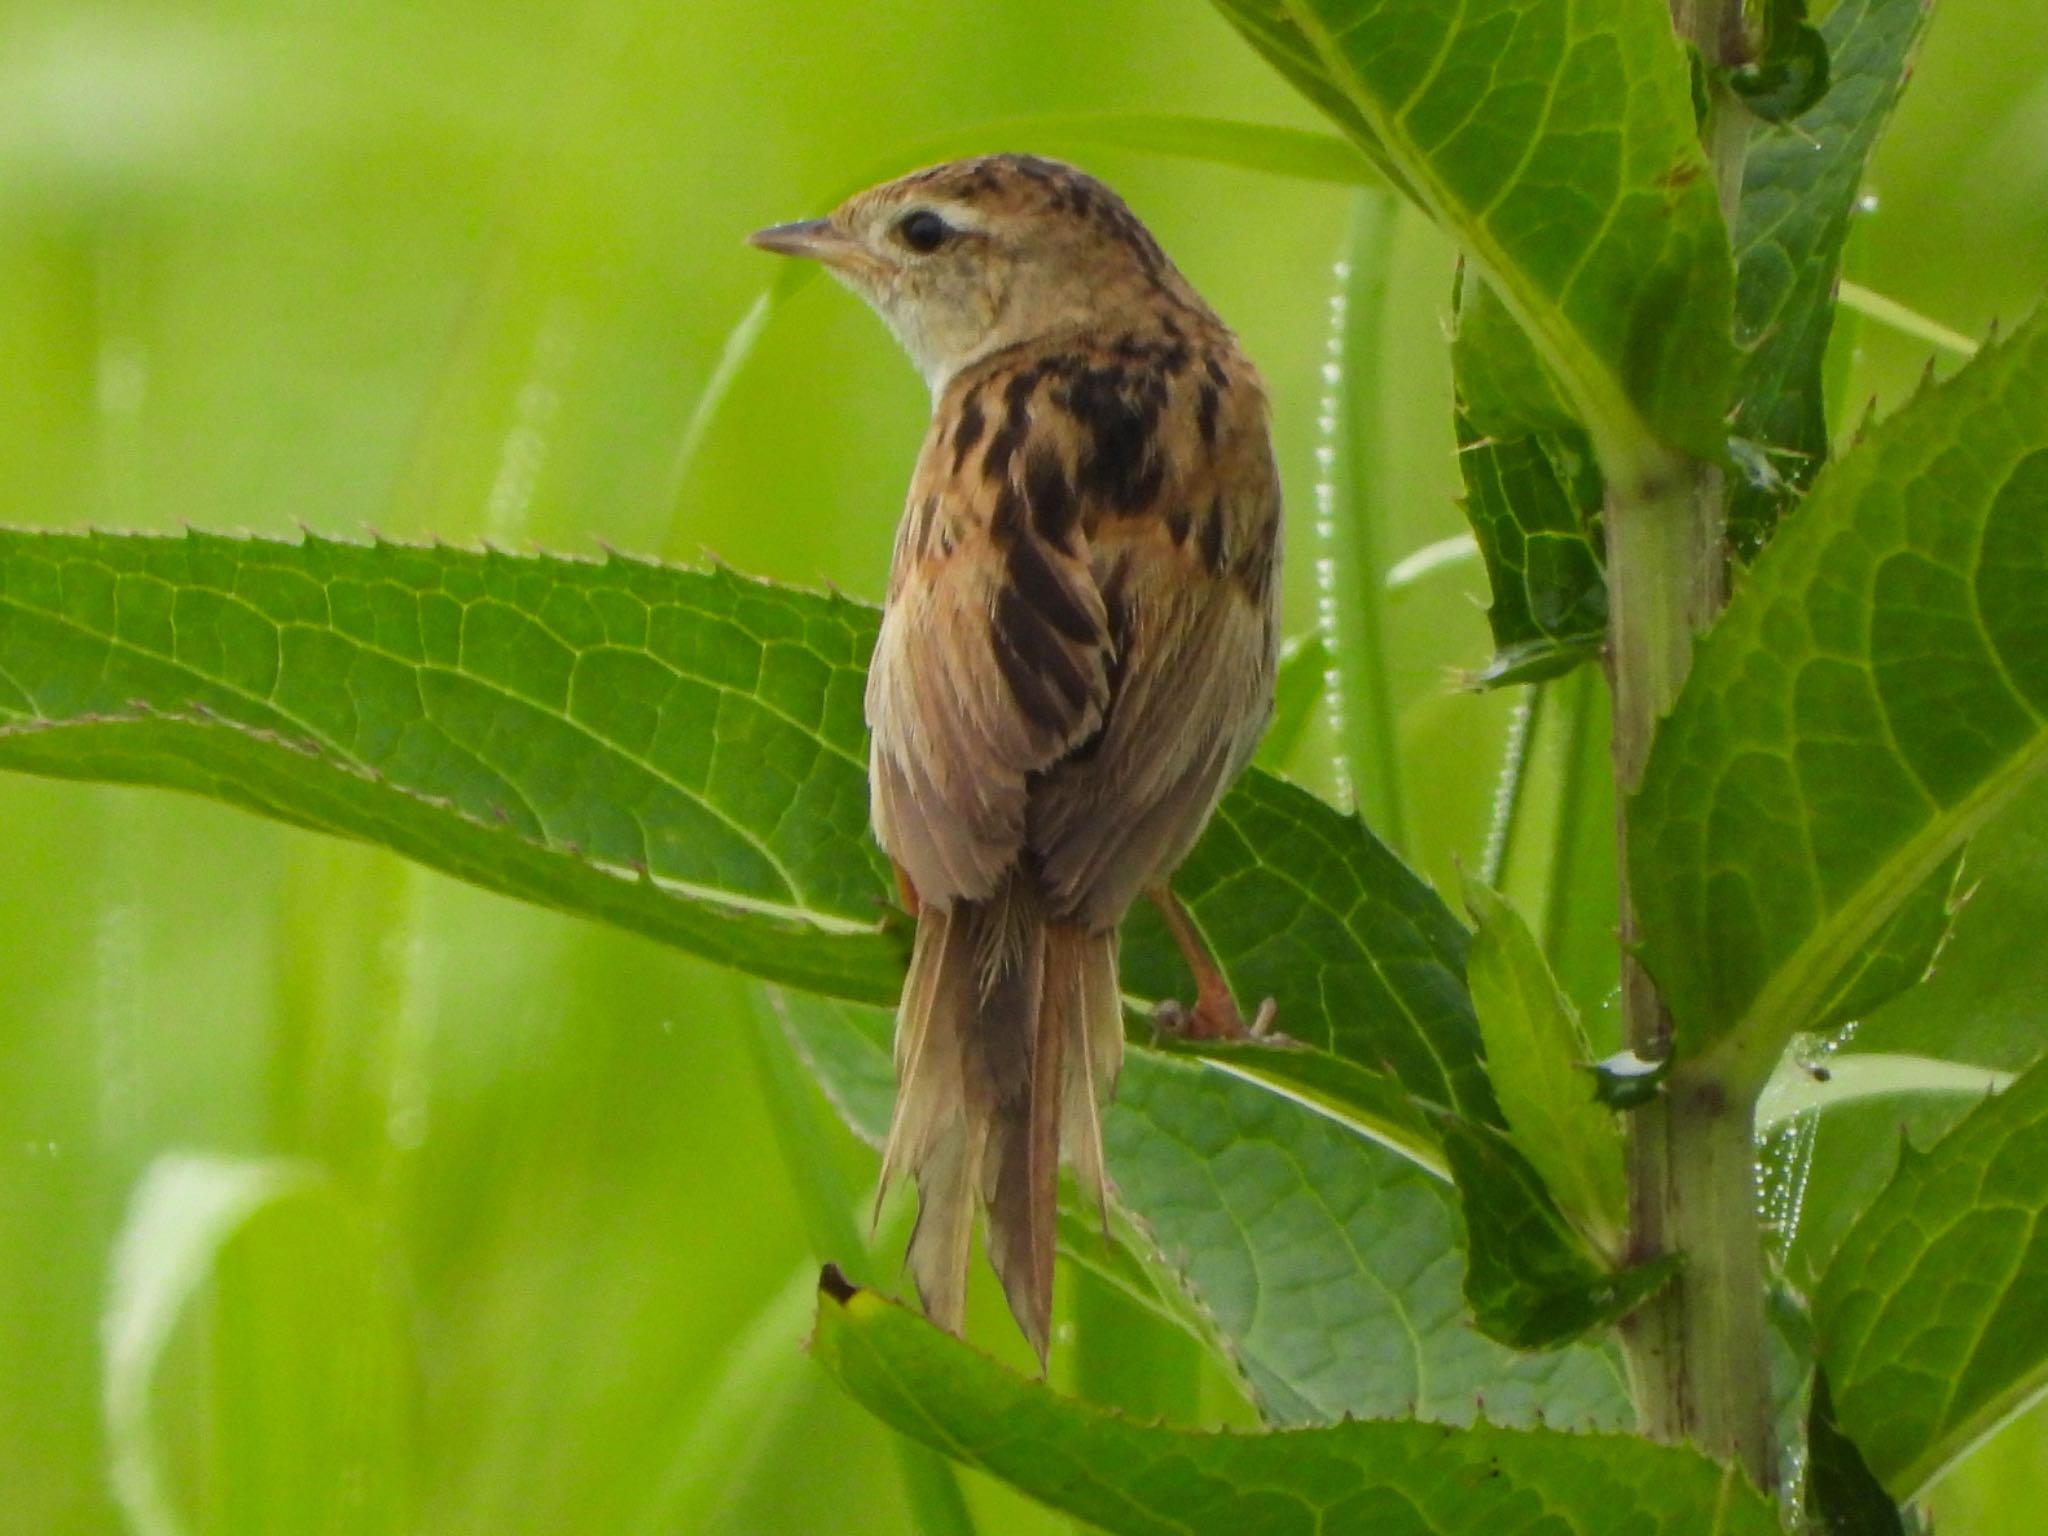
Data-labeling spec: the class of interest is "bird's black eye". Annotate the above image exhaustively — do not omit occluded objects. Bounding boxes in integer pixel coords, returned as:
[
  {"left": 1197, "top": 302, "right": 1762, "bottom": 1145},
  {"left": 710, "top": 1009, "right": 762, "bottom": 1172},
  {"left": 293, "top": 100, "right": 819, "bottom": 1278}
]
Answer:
[{"left": 895, "top": 209, "right": 951, "bottom": 253}]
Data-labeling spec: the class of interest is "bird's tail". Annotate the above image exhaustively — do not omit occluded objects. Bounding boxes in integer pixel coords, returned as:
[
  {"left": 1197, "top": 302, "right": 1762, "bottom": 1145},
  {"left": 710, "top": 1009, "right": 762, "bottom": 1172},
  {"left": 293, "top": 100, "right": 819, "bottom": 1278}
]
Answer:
[{"left": 877, "top": 872, "right": 1122, "bottom": 1363}]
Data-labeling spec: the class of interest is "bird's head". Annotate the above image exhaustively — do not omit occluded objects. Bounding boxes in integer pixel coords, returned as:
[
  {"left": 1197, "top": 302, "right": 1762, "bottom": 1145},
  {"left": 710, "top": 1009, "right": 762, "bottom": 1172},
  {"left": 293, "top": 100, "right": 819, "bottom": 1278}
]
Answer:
[{"left": 750, "top": 154, "right": 1198, "bottom": 392}]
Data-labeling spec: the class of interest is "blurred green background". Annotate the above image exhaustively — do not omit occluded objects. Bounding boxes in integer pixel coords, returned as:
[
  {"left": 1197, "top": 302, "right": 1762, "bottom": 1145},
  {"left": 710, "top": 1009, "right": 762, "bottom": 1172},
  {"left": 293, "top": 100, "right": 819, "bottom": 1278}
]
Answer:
[{"left": 2, "top": 1, "right": 2044, "bottom": 1531}]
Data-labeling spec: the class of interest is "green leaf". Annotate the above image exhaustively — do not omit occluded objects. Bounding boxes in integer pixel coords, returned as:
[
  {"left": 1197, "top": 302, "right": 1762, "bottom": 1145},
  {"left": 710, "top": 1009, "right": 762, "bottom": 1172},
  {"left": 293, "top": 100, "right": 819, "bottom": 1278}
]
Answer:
[
  {"left": 1151, "top": 1035, "right": 1445, "bottom": 1176},
  {"left": 1804, "top": 1366, "right": 1906, "bottom": 1536},
  {"left": 1729, "top": 12, "right": 1832, "bottom": 126},
  {"left": 0, "top": 530, "right": 907, "bottom": 1002},
  {"left": 1123, "top": 769, "right": 1497, "bottom": 1122},
  {"left": 1436, "top": 1114, "right": 1675, "bottom": 1349},
  {"left": 1462, "top": 878, "right": 1626, "bottom": 1250},
  {"left": 1454, "top": 412, "right": 1608, "bottom": 688},
  {"left": 1630, "top": 308, "right": 2048, "bottom": 1087},
  {"left": 1589, "top": 1050, "right": 1670, "bottom": 1110},
  {"left": 811, "top": 1274, "right": 1778, "bottom": 1536},
  {"left": 1254, "top": 634, "right": 1331, "bottom": 772},
  {"left": 0, "top": 530, "right": 1500, "bottom": 1115},
  {"left": 1815, "top": 1054, "right": 2048, "bottom": 1499},
  {"left": 1114, "top": 1056, "right": 1633, "bottom": 1422},
  {"left": 105, "top": 1155, "right": 411, "bottom": 1536},
  {"left": 1812, "top": 851, "right": 1962, "bottom": 1032},
  {"left": 1757, "top": 1052, "right": 2014, "bottom": 1137},
  {"left": 1210, "top": 0, "right": 1737, "bottom": 468},
  {"left": 1728, "top": 0, "right": 1929, "bottom": 554},
  {"left": 779, "top": 992, "right": 1632, "bottom": 1429},
  {"left": 1453, "top": 276, "right": 1585, "bottom": 444},
  {"left": 1778, "top": 778, "right": 2048, "bottom": 1288}
]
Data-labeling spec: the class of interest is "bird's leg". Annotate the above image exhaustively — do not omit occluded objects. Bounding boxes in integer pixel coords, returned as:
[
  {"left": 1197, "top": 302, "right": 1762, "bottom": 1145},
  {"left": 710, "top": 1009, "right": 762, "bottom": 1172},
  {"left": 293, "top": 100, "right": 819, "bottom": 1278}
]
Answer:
[
  {"left": 1146, "top": 885, "right": 1277, "bottom": 1041},
  {"left": 892, "top": 860, "right": 923, "bottom": 920}
]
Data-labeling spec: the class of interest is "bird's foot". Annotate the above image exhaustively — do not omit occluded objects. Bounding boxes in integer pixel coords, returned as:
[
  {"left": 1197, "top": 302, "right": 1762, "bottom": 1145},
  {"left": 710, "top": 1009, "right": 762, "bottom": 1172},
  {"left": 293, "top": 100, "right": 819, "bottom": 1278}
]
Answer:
[{"left": 1152, "top": 991, "right": 1279, "bottom": 1043}]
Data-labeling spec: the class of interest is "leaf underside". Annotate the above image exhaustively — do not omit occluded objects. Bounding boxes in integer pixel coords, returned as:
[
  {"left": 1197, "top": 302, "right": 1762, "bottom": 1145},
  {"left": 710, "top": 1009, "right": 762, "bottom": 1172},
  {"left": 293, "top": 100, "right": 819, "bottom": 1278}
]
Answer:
[{"left": 811, "top": 1276, "right": 1777, "bottom": 1536}]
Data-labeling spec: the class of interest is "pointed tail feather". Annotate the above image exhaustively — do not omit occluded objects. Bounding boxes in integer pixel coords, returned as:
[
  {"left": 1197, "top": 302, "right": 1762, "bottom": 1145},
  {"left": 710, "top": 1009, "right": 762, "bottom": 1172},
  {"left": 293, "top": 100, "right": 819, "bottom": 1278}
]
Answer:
[
  {"left": 880, "top": 874, "right": 1122, "bottom": 1363},
  {"left": 1049, "top": 924, "right": 1122, "bottom": 1232}
]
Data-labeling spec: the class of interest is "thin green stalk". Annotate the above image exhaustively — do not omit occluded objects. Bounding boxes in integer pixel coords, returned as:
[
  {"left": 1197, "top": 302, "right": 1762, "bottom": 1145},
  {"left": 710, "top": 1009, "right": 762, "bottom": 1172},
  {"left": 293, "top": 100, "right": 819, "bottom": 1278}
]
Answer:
[
  {"left": 1837, "top": 280, "right": 1976, "bottom": 358},
  {"left": 741, "top": 985, "right": 977, "bottom": 1536},
  {"left": 661, "top": 282, "right": 797, "bottom": 554},
  {"left": 1312, "top": 189, "right": 1409, "bottom": 845},
  {"left": 1479, "top": 684, "right": 1544, "bottom": 889},
  {"left": 1540, "top": 666, "right": 1618, "bottom": 1037}
]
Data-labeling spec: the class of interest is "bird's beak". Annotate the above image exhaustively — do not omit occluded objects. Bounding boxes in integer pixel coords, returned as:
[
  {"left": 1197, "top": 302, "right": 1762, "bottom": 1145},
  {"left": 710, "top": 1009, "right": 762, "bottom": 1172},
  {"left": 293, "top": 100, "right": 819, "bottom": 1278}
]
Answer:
[{"left": 748, "top": 217, "right": 857, "bottom": 265}]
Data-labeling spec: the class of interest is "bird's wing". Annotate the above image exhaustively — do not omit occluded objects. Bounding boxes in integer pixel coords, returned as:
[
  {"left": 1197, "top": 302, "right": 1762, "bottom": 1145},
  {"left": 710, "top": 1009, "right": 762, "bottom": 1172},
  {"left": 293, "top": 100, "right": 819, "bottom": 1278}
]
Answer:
[
  {"left": 1027, "top": 407, "right": 1282, "bottom": 929},
  {"left": 866, "top": 386, "right": 1113, "bottom": 907}
]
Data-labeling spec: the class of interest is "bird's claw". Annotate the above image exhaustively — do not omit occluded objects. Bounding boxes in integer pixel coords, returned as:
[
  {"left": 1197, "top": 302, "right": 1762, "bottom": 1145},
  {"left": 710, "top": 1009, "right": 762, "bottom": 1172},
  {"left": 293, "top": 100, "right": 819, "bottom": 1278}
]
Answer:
[{"left": 1151, "top": 993, "right": 1279, "bottom": 1043}]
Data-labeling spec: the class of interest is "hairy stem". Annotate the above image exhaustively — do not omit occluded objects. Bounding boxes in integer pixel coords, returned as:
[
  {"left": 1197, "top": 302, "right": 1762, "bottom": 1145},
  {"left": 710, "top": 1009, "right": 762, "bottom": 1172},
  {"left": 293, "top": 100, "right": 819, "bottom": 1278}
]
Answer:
[{"left": 1610, "top": 0, "right": 1772, "bottom": 1492}]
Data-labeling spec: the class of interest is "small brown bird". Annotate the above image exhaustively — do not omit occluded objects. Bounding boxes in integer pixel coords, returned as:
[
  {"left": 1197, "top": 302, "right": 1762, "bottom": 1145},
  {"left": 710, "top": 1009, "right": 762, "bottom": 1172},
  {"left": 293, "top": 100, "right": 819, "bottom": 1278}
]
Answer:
[{"left": 752, "top": 155, "right": 1281, "bottom": 1360}]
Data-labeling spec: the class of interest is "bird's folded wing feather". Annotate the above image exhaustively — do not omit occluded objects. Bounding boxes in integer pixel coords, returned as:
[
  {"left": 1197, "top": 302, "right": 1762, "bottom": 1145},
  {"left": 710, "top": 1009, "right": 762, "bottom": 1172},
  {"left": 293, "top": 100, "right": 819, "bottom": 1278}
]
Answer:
[
  {"left": 1028, "top": 474, "right": 1280, "bottom": 928},
  {"left": 866, "top": 416, "right": 1112, "bottom": 907}
]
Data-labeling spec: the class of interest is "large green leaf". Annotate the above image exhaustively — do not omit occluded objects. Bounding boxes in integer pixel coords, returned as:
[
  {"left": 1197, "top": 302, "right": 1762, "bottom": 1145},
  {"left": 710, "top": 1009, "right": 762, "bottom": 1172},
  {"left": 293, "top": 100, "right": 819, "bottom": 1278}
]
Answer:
[
  {"left": 0, "top": 530, "right": 905, "bottom": 1000},
  {"left": 1209, "top": 0, "right": 1736, "bottom": 469},
  {"left": 778, "top": 994, "right": 1632, "bottom": 1430},
  {"left": 1815, "top": 1055, "right": 2048, "bottom": 1499},
  {"left": 1111, "top": 1057, "right": 1631, "bottom": 1420},
  {"left": 1132, "top": 809, "right": 1656, "bottom": 1355},
  {"left": 1123, "top": 768, "right": 1495, "bottom": 1121},
  {"left": 0, "top": 527, "right": 1647, "bottom": 1370},
  {"left": 1783, "top": 773, "right": 2048, "bottom": 1291},
  {"left": 1728, "top": 0, "right": 1929, "bottom": 555},
  {"left": 1630, "top": 309, "right": 2048, "bottom": 1087},
  {"left": 0, "top": 530, "right": 1505, "bottom": 1123},
  {"left": 810, "top": 1274, "right": 1777, "bottom": 1536},
  {"left": 1453, "top": 413, "right": 1607, "bottom": 688}
]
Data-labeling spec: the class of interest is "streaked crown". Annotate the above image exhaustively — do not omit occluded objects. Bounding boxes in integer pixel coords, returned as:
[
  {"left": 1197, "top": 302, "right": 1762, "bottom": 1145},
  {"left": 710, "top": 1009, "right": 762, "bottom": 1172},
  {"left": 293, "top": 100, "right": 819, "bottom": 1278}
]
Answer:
[{"left": 750, "top": 155, "right": 1212, "bottom": 390}]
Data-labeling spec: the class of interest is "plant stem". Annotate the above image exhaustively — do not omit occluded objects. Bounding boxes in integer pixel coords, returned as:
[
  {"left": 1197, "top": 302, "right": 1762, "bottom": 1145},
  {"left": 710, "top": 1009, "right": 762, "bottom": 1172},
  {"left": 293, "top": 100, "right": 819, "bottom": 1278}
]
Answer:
[
  {"left": 1314, "top": 189, "right": 1409, "bottom": 845},
  {"left": 1610, "top": 0, "right": 1774, "bottom": 1490},
  {"left": 1609, "top": 449, "right": 1775, "bottom": 1492}
]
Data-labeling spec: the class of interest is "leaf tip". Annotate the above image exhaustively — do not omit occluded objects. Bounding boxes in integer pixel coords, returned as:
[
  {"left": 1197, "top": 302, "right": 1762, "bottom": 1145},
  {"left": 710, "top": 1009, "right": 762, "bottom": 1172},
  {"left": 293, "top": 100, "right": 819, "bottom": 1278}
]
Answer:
[{"left": 818, "top": 1262, "right": 859, "bottom": 1306}]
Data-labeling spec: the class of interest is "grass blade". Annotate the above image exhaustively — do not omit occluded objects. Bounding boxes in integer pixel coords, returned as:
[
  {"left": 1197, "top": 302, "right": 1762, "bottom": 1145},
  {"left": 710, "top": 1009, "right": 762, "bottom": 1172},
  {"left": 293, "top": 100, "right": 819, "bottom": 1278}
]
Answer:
[
  {"left": 1310, "top": 189, "right": 1408, "bottom": 843},
  {"left": 745, "top": 984, "right": 978, "bottom": 1536}
]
